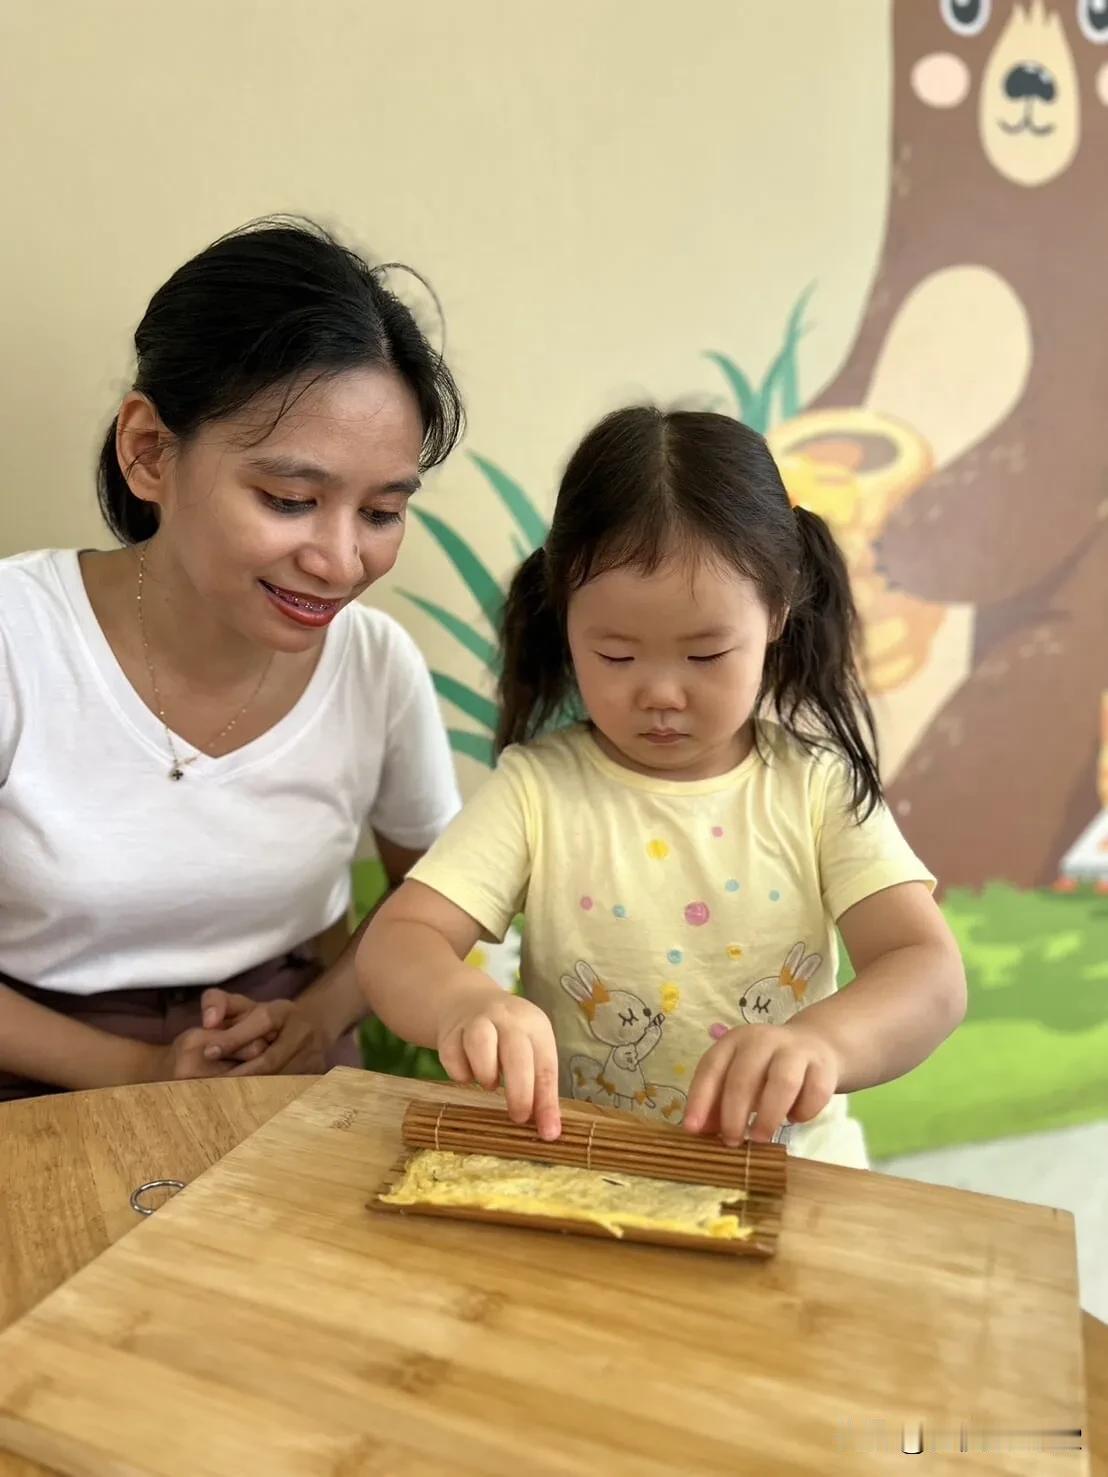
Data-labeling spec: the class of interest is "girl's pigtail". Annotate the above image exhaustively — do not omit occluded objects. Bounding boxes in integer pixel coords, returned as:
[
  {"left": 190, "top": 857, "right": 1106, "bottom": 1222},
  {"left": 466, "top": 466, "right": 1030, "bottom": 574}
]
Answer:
[
  {"left": 496, "top": 549, "right": 573, "bottom": 754},
  {"left": 767, "top": 506, "right": 882, "bottom": 819}
]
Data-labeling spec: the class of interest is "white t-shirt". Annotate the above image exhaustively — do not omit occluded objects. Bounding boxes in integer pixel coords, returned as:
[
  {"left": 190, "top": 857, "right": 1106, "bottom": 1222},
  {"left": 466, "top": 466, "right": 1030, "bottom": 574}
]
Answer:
[{"left": 0, "top": 549, "right": 460, "bottom": 995}]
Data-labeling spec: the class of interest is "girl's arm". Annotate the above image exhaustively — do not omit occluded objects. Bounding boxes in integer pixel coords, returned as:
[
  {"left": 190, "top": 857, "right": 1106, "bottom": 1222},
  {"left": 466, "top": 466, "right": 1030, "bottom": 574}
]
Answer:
[
  {"left": 685, "top": 882, "right": 965, "bottom": 1145},
  {"left": 359, "top": 880, "right": 490, "bottom": 1044},
  {"left": 358, "top": 880, "right": 562, "bottom": 1138},
  {"left": 796, "top": 880, "right": 966, "bottom": 1092}
]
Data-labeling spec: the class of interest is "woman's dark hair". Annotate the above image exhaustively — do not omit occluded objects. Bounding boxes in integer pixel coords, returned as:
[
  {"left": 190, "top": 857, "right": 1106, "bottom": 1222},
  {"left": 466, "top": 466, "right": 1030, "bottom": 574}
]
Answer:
[
  {"left": 97, "top": 216, "right": 464, "bottom": 544},
  {"left": 497, "top": 407, "right": 882, "bottom": 818}
]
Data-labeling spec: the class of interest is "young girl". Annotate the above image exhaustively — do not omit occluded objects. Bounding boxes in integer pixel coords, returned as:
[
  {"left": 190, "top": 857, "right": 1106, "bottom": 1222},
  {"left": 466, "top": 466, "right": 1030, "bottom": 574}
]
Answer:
[{"left": 358, "top": 408, "right": 966, "bottom": 1167}]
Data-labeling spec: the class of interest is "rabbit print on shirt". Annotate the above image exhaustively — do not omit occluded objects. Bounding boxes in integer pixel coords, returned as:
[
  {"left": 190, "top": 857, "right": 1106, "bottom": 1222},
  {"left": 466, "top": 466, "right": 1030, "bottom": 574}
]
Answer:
[
  {"left": 560, "top": 960, "right": 687, "bottom": 1125},
  {"left": 709, "top": 941, "right": 823, "bottom": 1039}
]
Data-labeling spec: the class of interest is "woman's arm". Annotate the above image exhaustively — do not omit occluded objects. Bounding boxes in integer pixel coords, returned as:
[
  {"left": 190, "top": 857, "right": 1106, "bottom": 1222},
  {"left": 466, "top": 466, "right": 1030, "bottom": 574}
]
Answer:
[
  {"left": 790, "top": 880, "right": 967, "bottom": 1092},
  {"left": 213, "top": 836, "right": 450, "bottom": 1073},
  {"left": 0, "top": 980, "right": 215, "bottom": 1089}
]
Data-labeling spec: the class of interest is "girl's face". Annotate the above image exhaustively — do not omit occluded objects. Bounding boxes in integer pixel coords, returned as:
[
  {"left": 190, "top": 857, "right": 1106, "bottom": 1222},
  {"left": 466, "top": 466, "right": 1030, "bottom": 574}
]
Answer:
[
  {"left": 567, "top": 554, "right": 773, "bottom": 781},
  {"left": 128, "top": 366, "right": 424, "bottom": 653}
]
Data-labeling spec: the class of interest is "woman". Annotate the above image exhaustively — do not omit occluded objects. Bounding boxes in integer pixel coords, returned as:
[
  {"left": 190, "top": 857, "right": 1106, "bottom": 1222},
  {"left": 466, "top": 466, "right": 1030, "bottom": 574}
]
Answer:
[{"left": 0, "top": 218, "right": 464, "bottom": 1101}]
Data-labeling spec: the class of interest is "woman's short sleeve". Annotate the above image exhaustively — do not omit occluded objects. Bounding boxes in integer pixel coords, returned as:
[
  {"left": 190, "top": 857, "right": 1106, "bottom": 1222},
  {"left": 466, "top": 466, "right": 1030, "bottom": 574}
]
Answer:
[
  {"left": 366, "top": 624, "right": 461, "bottom": 850},
  {"left": 406, "top": 748, "right": 534, "bottom": 942},
  {"left": 0, "top": 626, "right": 23, "bottom": 785}
]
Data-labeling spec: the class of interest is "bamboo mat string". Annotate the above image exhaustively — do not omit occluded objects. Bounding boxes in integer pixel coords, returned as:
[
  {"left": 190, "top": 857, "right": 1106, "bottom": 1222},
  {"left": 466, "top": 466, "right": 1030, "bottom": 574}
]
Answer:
[{"left": 742, "top": 1140, "right": 751, "bottom": 1230}]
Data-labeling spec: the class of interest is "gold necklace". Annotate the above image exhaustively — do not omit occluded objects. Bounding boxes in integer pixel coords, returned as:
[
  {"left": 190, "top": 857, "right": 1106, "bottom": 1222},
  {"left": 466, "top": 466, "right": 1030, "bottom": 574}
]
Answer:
[{"left": 136, "top": 547, "right": 275, "bottom": 780}]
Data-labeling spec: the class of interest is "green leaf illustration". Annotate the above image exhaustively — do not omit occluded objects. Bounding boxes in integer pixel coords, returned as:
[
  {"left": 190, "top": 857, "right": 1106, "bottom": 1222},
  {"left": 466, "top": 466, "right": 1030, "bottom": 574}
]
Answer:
[
  {"left": 448, "top": 728, "right": 496, "bottom": 765},
  {"left": 704, "top": 351, "right": 763, "bottom": 427},
  {"left": 432, "top": 671, "right": 498, "bottom": 733},
  {"left": 764, "top": 282, "right": 815, "bottom": 425},
  {"left": 411, "top": 506, "right": 504, "bottom": 627},
  {"left": 469, "top": 452, "right": 548, "bottom": 551},
  {"left": 398, "top": 589, "right": 498, "bottom": 672}
]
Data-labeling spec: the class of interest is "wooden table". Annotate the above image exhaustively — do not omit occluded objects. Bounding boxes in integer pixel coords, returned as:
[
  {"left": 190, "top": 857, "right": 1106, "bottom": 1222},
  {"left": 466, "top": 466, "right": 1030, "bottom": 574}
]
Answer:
[{"left": 0, "top": 1075, "right": 1104, "bottom": 1475}]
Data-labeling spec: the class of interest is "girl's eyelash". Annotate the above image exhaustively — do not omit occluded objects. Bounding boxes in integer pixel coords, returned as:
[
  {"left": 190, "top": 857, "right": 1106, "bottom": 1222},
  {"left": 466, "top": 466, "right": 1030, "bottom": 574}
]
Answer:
[
  {"left": 598, "top": 651, "right": 731, "bottom": 664},
  {"left": 260, "top": 492, "right": 403, "bottom": 527}
]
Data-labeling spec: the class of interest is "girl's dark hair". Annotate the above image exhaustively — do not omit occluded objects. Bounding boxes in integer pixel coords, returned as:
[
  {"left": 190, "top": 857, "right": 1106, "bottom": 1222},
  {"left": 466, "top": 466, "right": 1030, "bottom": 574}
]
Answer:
[
  {"left": 497, "top": 407, "right": 882, "bottom": 818},
  {"left": 97, "top": 216, "right": 464, "bottom": 544}
]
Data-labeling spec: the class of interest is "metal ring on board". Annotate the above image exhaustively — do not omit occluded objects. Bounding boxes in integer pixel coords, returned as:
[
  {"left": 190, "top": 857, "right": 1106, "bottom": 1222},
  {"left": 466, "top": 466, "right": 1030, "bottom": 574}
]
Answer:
[{"left": 130, "top": 1179, "right": 186, "bottom": 1216}]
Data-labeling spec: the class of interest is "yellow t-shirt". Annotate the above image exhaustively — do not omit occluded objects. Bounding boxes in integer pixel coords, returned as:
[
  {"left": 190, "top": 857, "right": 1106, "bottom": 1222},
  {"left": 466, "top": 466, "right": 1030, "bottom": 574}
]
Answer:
[{"left": 408, "top": 722, "right": 934, "bottom": 1167}]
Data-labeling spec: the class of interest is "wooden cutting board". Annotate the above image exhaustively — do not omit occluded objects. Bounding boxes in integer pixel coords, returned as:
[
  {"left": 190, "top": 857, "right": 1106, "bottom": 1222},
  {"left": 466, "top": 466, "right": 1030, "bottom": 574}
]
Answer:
[{"left": 0, "top": 1068, "right": 1089, "bottom": 1476}]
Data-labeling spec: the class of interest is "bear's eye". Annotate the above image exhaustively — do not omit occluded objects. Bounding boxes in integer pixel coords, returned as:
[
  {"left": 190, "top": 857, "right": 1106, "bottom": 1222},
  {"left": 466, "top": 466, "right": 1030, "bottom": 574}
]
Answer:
[
  {"left": 1078, "top": 0, "right": 1108, "bottom": 43},
  {"left": 940, "top": 0, "right": 991, "bottom": 36}
]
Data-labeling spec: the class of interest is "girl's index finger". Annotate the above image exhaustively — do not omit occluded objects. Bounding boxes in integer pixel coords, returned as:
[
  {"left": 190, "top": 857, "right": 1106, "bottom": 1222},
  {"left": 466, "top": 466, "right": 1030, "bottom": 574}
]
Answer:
[
  {"left": 530, "top": 1030, "right": 561, "bottom": 1141},
  {"left": 684, "top": 1038, "right": 734, "bottom": 1135},
  {"left": 496, "top": 1029, "right": 536, "bottom": 1126}
]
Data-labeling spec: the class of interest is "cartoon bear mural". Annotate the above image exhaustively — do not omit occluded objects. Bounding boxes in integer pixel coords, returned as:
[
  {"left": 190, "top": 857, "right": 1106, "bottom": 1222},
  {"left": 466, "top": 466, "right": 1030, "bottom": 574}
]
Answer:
[{"left": 782, "top": 0, "right": 1108, "bottom": 891}]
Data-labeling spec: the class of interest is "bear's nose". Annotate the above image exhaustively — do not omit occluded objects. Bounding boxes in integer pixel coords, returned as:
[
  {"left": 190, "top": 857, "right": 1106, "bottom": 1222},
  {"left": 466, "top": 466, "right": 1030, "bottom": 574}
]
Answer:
[{"left": 1005, "top": 61, "right": 1057, "bottom": 104}]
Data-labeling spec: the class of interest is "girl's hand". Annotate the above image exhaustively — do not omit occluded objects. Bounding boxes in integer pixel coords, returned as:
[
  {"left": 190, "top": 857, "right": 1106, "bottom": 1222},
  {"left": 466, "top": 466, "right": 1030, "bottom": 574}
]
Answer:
[
  {"left": 437, "top": 984, "right": 562, "bottom": 1141},
  {"left": 684, "top": 1024, "right": 841, "bottom": 1147}
]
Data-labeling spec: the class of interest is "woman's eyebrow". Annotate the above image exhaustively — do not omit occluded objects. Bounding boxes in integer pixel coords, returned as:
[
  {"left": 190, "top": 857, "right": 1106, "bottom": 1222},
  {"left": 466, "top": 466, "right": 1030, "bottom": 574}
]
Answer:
[
  {"left": 246, "top": 454, "right": 343, "bottom": 487},
  {"left": 245, "top": 455, "right": 421, "bottom": 496}
]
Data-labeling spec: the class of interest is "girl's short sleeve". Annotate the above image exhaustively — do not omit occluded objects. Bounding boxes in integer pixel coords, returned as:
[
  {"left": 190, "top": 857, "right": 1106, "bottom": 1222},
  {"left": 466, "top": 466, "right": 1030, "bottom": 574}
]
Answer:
[
  {"left": 405, "top": 748, "right": 535, "bottom": 943},
  {"left": 817, "top": 757, "right": 936, "bottom": 921}
]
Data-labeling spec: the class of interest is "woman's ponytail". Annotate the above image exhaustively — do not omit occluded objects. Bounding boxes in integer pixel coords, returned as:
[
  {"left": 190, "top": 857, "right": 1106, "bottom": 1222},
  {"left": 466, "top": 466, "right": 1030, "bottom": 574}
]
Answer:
[
  {"left": 96, "top": 419, "right": 160, "bottom": 545},
  {"left": 764, "top": 505, "right": 882, "bottom": 819},
  {"left": 496, "top": 548, "right": 575, "bottom": 754}
]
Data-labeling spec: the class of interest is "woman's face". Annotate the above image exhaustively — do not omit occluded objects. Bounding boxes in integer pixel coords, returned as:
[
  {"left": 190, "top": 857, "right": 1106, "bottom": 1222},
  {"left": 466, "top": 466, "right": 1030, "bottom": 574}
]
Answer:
[{"left": 133, "top": 366, "right": 424, "bottom": 652}]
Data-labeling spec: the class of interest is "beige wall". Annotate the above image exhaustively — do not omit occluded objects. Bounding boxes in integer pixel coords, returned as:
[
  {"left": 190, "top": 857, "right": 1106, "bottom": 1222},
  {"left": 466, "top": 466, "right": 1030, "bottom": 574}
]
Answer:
[{"left": 0, "top": 0, "right": 890, "bottom": 788}]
